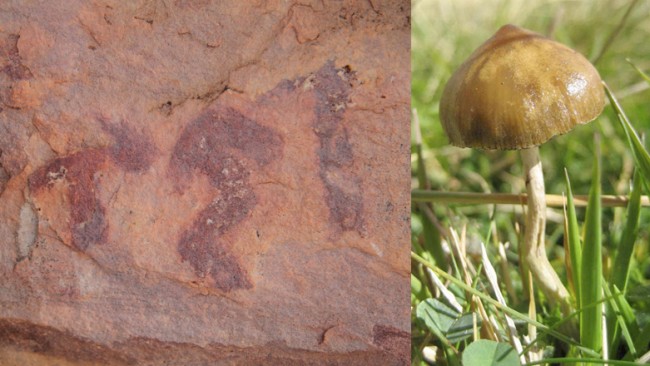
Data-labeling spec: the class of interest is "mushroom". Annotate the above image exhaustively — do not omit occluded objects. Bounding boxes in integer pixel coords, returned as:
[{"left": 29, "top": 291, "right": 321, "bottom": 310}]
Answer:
[{"left": 439, "top": 24, "right": 605, "bottom": 313}]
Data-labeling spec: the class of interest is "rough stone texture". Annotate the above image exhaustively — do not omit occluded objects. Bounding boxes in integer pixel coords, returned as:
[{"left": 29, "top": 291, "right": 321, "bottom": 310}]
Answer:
[{"left": 0, "top": 1, "right": 410, "bottom": 365}]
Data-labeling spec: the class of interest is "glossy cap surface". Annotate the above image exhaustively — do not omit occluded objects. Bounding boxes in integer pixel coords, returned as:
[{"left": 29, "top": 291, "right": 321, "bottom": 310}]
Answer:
[{"left": 440, "top": 24, "right": 605, "bottom": 150}]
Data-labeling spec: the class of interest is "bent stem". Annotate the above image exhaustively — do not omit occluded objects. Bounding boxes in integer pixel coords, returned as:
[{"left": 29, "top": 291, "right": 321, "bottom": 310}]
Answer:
[{"left": 521, "top": 147, "right": 572, "bottom": 316}]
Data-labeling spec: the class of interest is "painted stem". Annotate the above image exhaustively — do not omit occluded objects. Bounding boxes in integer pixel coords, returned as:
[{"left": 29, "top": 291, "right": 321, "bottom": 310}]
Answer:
[{"left": 521, "top": 147, "right": 571, "bottom": 315}]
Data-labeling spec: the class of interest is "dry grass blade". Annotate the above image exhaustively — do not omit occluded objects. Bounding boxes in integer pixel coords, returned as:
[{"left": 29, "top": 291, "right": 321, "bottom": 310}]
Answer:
[
  {"left": 480, "top": 243, "right": 526, "bottom": 364},
  {"left": 428, "top": 268, "right": 463, "bottom": 313},
  {"left": 448, "top": 227, "right": 498, "bottom": 341},
  {"left": 411, "top": 190, "right": 650, "bottom": 207}
]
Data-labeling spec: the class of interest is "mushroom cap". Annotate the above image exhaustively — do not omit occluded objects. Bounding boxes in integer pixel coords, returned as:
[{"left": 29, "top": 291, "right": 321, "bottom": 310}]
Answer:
[{"left": 440, "top": 24, "right": 605, "bottom": 150}]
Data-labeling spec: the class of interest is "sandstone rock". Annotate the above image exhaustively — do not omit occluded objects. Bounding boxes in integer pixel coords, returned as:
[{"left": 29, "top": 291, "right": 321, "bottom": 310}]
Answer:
[{"left": 0, "top": 1, "right": 410, "bottom": 365}]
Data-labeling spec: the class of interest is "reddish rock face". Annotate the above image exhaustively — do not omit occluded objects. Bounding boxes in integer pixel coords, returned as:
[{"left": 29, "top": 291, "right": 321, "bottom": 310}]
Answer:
[{"left": 0, "top": 1, "right": 410, "bottom": 365}]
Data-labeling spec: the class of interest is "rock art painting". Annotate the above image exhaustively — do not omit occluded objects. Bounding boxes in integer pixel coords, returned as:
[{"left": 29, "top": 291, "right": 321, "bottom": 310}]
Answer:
[
  {"left": 166, "top": 62, "right": 364, "bottom": 292},
  {"left": 170, "top": 106, "right": 283, "bottom": 292},
  {"left": 311, "top": 62, "right": 366, "bottom": 235},
  {"left": 28, "top": 120, "right": 155, "bottom": 252}
]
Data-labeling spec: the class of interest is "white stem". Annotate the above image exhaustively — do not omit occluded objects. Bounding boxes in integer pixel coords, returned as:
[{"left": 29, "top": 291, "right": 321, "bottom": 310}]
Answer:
[{"left": 521, "top": 147, "right": 571, "bottom": 314}]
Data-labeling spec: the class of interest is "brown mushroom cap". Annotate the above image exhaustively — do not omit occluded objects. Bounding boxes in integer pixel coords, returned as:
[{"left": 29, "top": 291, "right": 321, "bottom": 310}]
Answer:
[{"left": 440, "top": 24, "right": 605, "bottom": 150}]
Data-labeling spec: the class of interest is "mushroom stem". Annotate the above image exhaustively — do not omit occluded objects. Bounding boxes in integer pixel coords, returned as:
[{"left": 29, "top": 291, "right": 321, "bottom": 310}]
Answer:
[{"left": 521, "top": 147, "right": 571, "bottom": 314}]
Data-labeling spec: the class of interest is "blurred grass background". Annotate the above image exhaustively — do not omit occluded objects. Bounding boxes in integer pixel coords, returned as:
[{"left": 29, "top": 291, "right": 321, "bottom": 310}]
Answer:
[{"left": 412, "top": 0, "right": 650, "bottom": 268}]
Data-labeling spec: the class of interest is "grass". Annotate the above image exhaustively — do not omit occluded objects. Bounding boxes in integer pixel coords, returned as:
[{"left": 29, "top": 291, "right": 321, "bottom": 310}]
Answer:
[{"left": 411, "top": 0, "right": 650, "bottom": 364}]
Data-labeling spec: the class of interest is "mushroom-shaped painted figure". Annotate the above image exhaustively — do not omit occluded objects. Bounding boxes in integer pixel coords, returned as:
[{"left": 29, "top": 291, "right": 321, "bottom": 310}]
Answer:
[{"left": 440, "top": 24, "right": 605, "bottom": 313}]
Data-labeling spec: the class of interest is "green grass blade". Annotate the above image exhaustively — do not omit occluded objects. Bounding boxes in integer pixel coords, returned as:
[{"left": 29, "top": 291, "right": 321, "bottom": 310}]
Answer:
[
  {"left": 626, "top": 58, "right": 650, "bottom": 84},
  {"left": 580, "top": 138, "right": 603, "bottom": 355},
  {"left": 605, "top": 284, "right": 638, "bottom": 358},
  {"left": 604, "top": 83, "right": 650, "bottom": 188},
  {"left": 611, "top": 169, "right": 643, "bottom": 292},
  {"left": 605, "top": 169, "right": 643, "bottom": 357},
  {"left": 564, "top": 169, "right": 582, "bottom": 307}
]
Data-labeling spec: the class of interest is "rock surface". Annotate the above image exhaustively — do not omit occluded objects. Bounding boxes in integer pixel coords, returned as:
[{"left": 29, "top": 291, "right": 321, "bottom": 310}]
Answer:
[{"left": 0, "top": 1, "right": 410, "bottom": 365}]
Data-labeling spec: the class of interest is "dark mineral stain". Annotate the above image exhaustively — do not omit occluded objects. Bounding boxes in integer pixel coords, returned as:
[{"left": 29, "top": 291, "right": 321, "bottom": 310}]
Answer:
[
  {"left": 1, "top": 34, "right": 32, "bottom": 109},
  {"left": 28, "top": 120, "right": 156, "bottom": 251},
  {"left": 29, "top": 149, "right": 108, "bottom": 251},
  {"left": 0, "top": 318, "right": 136, "bottom": 365},
  {"left": 159, "top": 100, "right": 173, "bottom": 115},
  {"left": 171, "top": 106, "right": 282, "bottom": 291},
  {"left": 372, "top": 325, "right": 410, "bottom": 364},
  {"left": 0, "top": 318, "right": 405, "bottom": 364},
  {"left": 0, "top": 163, "right": 8, "bottom": 196},
  {"left": 1, "top": 34, "right": 33, "bottom": 80},
  {"left": 100, "top": 119, "right": 156, "bottom": 172},
  {"left": 311, "top": 61, "right": 364, "bottom": 235}
]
